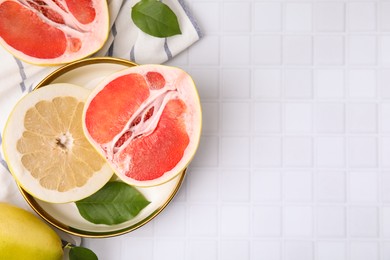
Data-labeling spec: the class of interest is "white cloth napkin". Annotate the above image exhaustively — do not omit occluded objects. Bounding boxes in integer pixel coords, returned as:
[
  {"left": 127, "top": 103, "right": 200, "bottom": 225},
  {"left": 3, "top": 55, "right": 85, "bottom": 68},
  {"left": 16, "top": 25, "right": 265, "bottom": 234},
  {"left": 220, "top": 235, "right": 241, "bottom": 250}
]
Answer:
[{"left": 0, "top": 0, "right": 200, "bottom": 246}]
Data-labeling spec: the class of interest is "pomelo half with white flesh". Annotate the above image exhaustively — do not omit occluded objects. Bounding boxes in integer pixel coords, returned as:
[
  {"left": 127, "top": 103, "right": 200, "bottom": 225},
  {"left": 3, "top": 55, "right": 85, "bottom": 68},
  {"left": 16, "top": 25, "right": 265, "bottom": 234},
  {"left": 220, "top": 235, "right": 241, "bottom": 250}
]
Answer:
[
  {"left": 82, "top": 65, "right": 202, "bottom": 187},
  {"left": 0, "top": 0, "right": 109, "bottom": 65},
  {"left": 2, "top": 83, "right": 113, "bottom": 203}
]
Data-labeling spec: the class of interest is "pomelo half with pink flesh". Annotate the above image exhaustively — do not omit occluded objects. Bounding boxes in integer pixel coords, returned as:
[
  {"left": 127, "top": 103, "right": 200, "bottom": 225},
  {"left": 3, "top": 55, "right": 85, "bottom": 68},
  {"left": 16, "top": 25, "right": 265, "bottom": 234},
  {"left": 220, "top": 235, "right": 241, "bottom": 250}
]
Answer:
[
  {"left": 0, "top": 0, "right": 109, "bottom": 65},
  {"left": 82, "top": 65, "right": 202, "bottom": 187}
]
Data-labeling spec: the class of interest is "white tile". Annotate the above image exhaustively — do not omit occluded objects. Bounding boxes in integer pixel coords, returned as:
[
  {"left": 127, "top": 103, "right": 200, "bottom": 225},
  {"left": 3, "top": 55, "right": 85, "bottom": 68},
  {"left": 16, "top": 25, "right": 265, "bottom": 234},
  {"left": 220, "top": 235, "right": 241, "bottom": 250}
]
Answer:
[
  {"left": 284, "top": 3, "right": 312, "bottom": 32},
  {"left": 381, "top": 137, "right": 390, "bottom": 167},
  {"left": 221, "top": 69, "right": 250, "bottom": 99},
  {"left": 283, "top": 36, "right": 312, "bottom": 65},
  {"left": 284, "top": 206, "right": 313, "bottom": 237},
  {"left": 254, "top": 102, "right": 282, "bottom": 133},
  {"left": 380, "top": 36, "right": 390, "bottom": 65},
  {"left": 315, "top": 103, "right": 345, "bottom": 133},
  {"left": 186, "top": 240, "right": 217, "bottom": 260},
  {"left": 220, "top": 240, "right": 249, "bottom": 260},
  {"left": 283, "top": 137, "right": 313, "bottom": 167},
  {"left": 348, "top": 36, "right": 377, "bottom": 65},
  {"left": 189, "top": 68, "right": 219, "bottom": 99},
  {"left": 316, "top": 206, "right": 346, "bottom": 237},
  {"left": 284, "top": 241, "right": 313, "bottom": 260},
  {"left": 251, "top": 241, "right": 281, "bottom": 260},
  {"left": 349, "top": 242, "right": 379, "bottom": 260},
  {"left": 154, "top": 204, "right": 186, "bottom": 236},
  {"left": 347, "top": 103, "right": 377, "bottom": 133},
  {"left": 222, "top": 2, "right": 251, "bottom": 32},
  {"left": 253, "top": 69, "right": 282, "bottom": 98},
  {"left": 253, "top": 35, "right": 282, "bottom": 65},
  {"left": 188, "top": 205, "right": 218, "bottom": 236},
  {"left": 379, "top": 69, "right": 390, "bottom": 98},
  {"left": 188, "top": 35, "right": 219, "bottom": 65},
  {"left": 191, "top": 136, "right": 218, "bottom": 167},
  {"left": 380, "top": 104, "right": 390, "bottom": 132},
  {"left": 251, "top": 171, "right": 282, "bottom": 201},
  {"left": 254, "top": 3, "right": 282, "bottom": 32},
  {"left": 348, "top": 2, "right": 376, "bottom": 31},
  {"left": 384, "top": 242, "right": 390, "bottom": 260},
  {"left": 348, "top": 207, "right": 378, "bottom": 237},
  {"left": 191, "top": 2, "right": 219, "bottom": 33},
  {"left": 382, "top": 172, "right": 390, "bottom": 202},
  {"left": 221, "top": 137, "right": 250, "bottom": 167},
  {"left": 348, "top": 69, "right": 377, "bottom": 98},
  {"left": 314, "top": 36, "right": 344, "bottom": 65},
  {"left": 284, "top": 103, "right": 312, "bottom": 133},
  {"left": 315, "top": 69, "right": 345, "bottom": 98},
  {"left": 83, "top": 237, "right": 121, "bottom": 259},
  {"left": 314, "top": 3, "right": 345, "bottom": 32},
  {"left": 221, "top": 35, "right": 251, "bottom": 65},
  {"left": 253, "top": 206, "right": 282, "bottom": 237},
  {"left": 283, "top": 171, "right": 312, "bottom": 201},
  {"left": 221, "top": 206, "right": 250, "bottom": 236},
  {"left": 316, "top": 171, "right": 346, "bottom": 202},
  {"left": 154, "top": 239, "right": 185, "bottom": 260},
  {"left": 315, "top": 137, "right": 345, "bottom": 167},
  {"left": 253, "top": 137, "right": 282, "bottom": 167},
  {"left": 284, "top": 69, "right": 312, "bottom": 98},
  {"left": 121, "top": 238, "right": 153, "bottom": 260},
  {"left": 348, "top": 137, "right": 378, "bottom": 168},
  {"left": 349, "top": 172, "right": 378, "bottom": 202},
  {"left": 201, "top": 102, "right": 218, "bottom": 134},
  {"left": 317, "top": 241, "right": 346, "bottom": 260},
  {"left": 379, "top": 2, "right": 390, "bottom": 31},
  {"left": 382, "top": 207, "right": 390, "bottom": 238},
  {"left": 168, "top": 50, "right": 188, "bottom": 65},
  {"left": 187, "top": 169, "right": 218, "bottom": 203},
  {"left": 220, "top": 170, "right": 250, "bottom": 202},
  {"left": 221, "top": 102, "right": 250, "bottom": 133},
  {"left": 126, "top": 219, "right": 154, "bottom": 237}
]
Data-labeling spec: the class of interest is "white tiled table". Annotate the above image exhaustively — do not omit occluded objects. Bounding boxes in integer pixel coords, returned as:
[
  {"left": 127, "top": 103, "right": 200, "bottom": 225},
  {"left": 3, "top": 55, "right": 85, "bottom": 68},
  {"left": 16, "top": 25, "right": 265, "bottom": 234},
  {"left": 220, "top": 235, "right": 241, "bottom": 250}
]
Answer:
[{"left": 84, "top": 0, "right": 390, "bottom": 259}]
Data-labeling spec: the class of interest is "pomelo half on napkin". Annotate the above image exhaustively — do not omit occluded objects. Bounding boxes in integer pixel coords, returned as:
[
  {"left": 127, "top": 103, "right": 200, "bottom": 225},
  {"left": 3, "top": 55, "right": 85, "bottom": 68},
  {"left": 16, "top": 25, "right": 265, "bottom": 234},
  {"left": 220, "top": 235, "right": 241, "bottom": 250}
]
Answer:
[{"left": 0, "top": 0, "right": 109, "bottom": 65}]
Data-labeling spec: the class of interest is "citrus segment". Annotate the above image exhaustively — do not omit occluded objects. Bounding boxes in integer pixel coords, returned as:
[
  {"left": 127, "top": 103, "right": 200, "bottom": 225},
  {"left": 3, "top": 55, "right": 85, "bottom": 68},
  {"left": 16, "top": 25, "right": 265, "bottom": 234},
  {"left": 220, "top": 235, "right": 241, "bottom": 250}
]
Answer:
[
  {"left": 2, "top": 83, "right": 113, "bottom": 203},
  {"left": 84, "top": 73, "right": 150, "bottom": 144},
  {"left": 83, "top": 65, "right": 202, "bottom": 187},
  {"left": 0, "top": 1, "right": 67, "bottom": 59},
  {"left": 0, "top": 0, "right": 109, "bottom": 65}
]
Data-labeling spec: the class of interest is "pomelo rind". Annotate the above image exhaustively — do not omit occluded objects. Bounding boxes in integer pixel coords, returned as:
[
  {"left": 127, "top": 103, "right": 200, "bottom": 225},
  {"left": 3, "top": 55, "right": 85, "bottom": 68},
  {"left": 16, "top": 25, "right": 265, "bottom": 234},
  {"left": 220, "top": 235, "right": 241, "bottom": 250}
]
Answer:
[
  {"left": 2, "top": 83, "right": 114, "bottom": 203},
  {"left": 82, "top": 65, "right": 202, "bottom": 187}
]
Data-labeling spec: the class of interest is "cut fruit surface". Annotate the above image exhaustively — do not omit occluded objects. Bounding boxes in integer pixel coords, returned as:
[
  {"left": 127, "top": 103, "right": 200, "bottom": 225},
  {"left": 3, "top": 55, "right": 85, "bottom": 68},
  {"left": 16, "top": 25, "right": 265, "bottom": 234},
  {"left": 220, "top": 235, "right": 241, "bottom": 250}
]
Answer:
[
  {"left": 0, "top": 0, "right": 109, "bottom": 65},
  {"left": 2, "top": 83, "right": 113, "bottom": 203},
  {"left": 83, "top": 65, "right": 202, "bottom": 187}
]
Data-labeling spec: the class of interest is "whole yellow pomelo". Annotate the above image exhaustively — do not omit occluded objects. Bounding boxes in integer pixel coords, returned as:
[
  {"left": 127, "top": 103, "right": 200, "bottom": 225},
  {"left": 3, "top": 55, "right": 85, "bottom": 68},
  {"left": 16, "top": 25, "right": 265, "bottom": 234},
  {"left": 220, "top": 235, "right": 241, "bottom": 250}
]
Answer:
[{"left": 0, "top": 202, "right": 63, "bottom": 260}]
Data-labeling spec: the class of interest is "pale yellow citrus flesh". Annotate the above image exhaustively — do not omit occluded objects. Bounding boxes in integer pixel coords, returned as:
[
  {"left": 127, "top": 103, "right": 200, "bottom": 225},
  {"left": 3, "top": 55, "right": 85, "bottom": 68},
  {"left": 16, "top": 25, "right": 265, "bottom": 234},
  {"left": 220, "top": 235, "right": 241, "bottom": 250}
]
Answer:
[
  {"left": 16, "top": 97, "right": 106, "bottom": 192},
  {"left": 2, "top": 83, "right": 113, "bottom": 203}
]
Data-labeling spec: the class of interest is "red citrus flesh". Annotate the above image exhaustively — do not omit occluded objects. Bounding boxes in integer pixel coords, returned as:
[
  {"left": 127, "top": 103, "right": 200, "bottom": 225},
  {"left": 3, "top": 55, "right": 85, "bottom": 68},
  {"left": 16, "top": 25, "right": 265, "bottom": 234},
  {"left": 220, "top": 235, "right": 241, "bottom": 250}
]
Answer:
[
  {"left": 83, "top": 65, "right": 202, "bottom": 186},
  {"left": 0, "top": 0, "right": 108, "bottom": 65}
]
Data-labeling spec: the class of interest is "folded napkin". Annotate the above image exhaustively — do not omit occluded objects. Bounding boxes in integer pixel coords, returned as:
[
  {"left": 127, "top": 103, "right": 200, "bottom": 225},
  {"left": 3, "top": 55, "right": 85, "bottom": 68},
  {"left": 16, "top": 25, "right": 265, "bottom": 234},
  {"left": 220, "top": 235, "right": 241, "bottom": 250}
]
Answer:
[{"left": 0, "top": 0, "right": 201, "bottom": 247}]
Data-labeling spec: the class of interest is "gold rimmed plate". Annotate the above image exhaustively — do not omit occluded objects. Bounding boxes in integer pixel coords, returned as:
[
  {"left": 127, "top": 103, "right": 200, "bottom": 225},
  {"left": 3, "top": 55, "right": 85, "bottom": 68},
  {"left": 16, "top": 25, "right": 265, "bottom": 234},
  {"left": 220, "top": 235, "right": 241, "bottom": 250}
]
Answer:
[{"left": 18, "top": 57, "right": 187, "bottom": 238}]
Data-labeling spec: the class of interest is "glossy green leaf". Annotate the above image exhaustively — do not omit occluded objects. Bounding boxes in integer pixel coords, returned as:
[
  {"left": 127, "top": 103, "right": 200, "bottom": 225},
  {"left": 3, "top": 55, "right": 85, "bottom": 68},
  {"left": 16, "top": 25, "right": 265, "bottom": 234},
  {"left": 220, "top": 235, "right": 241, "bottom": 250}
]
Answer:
[
  {"left": 131, "top": 0, "right": 181, "bottom": 38},
  {"left": 69, "top": 246, "right": 98, "bottom": 260},
  {"left": 75, "top": 182, "right": 150, "bottom": 225}
]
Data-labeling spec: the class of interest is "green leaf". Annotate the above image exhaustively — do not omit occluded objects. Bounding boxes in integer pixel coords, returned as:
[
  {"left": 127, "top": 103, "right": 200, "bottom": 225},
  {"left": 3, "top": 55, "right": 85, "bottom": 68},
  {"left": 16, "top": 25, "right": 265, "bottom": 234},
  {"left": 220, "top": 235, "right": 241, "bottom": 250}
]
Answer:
[
  {"left": 75, "top": 182, "right": 151, "bottom": 225},
  {"left": 69, "top": 246, "right": 98, "bottom": 260},
  {"left": 131, "top": 0, "right": 182, "bottom": 38}
]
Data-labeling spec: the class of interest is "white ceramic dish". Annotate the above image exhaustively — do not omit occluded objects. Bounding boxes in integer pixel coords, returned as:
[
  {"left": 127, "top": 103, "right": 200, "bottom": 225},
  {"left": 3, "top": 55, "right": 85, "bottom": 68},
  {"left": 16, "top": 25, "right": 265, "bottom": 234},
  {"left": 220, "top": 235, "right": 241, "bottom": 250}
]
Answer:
[{"left": 19, "top": 57, "right": 186, "bottom": 238}]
